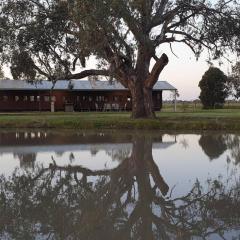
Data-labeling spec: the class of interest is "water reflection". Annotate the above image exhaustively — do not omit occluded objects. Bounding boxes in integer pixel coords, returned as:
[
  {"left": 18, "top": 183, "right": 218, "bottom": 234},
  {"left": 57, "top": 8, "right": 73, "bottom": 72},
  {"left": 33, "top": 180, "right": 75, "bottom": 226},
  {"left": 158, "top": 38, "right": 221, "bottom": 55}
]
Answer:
[
  {"left": 0, "top": 130, "right": 174, "bottom": 172},
  {"left": 198, "top": 133, "right": 240, "bottom": 165},
  {"left": 179, "top": 136, "right": 189, "bottom": 149},
  {"left": 0, "top": 132, "right": 239, "bottom": 239},
  {"left": 14, "top": 153, "right": 37, "bottom": 169},
  {"left": 199, "top": 134, "right": 227, "bottom": 160},
  {"left": 224, "top": 135, "right": 240, "bottom": 165}
]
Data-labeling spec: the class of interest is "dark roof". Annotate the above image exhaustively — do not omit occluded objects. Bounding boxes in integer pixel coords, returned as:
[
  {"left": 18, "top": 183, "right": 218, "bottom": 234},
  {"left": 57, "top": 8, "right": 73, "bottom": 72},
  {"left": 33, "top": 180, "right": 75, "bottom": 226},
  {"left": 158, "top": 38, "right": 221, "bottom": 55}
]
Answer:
[{"left": 0, "top": 80, "right": 177, "bottom": 91}]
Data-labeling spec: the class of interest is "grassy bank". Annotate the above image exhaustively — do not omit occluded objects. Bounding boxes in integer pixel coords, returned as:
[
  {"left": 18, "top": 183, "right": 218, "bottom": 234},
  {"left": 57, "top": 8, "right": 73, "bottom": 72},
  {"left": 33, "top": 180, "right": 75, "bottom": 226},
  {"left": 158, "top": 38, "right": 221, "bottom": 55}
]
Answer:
[{"left": 1, "top": 109, "right": 240, "bottom": 130}]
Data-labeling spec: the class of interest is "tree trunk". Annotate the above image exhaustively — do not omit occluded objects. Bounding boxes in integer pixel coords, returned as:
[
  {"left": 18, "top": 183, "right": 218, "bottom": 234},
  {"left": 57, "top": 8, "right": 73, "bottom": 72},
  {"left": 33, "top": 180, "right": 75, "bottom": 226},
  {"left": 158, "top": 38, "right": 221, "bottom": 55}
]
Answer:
[
  {"left": 127, "top": 53, "right": 168, "bottom": 119},
  {"left": 129, "top": 80, "right": 155, "bottom": 119}
]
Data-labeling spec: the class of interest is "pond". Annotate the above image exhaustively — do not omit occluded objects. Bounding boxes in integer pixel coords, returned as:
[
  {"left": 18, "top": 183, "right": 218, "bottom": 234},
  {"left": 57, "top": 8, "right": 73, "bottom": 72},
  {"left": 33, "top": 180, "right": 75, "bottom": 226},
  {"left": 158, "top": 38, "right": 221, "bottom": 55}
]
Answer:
[{"left": 0, "top": 129, "right": 239, "bottom": 240}]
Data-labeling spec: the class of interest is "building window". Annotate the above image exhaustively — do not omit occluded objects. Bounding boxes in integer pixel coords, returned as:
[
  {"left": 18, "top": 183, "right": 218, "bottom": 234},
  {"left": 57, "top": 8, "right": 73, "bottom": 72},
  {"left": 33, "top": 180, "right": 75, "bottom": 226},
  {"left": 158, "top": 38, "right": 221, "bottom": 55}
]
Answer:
[
  {"left": 15, "top": 96, "right": 20, "bottom": 102},
  {"left": 3, "top": 96, "right": 8, "bottom": 102},
  {"left": 97, "top": 96, "right": 105, "bottom": 102},
  {"left": 113, "top": 96, "right": 119, "bottom": 101},
  {"left": 44, "top": 96, "right": 50, "bottom": 102},
  {"left": 23, "top": 96, "right": 28, "bottom": 101},
  {"left": 83, "top": 96, "right": 86, "bottom": 101},
  {"left": 76, "top": 96, "right": 80, "bottom": 102},
  {"left": 51, "top": 96, "right": 56, "bottom": 102},
  {"left": 36, "top": 96, "right": 40, "bottom": 102},
  {"left": 63, "top": 96, "right": 66, "bottom": 103},
  {"left": 30, "top": 96, "right": 35, "bottom": 102}
]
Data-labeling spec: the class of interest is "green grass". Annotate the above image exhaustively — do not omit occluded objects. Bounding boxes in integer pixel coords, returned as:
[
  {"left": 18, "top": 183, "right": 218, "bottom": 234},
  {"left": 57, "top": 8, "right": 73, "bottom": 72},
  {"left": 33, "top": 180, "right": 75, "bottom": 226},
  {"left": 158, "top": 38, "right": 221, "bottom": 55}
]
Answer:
[{"left": 0, "top": 109, "right": 240, "bottom": 130}]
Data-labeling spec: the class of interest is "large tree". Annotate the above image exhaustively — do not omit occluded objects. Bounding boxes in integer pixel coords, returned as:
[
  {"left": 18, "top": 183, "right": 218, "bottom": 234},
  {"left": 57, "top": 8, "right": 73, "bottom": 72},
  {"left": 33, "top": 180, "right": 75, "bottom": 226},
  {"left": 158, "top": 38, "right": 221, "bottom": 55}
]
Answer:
[
  {"left": 1, "top": 0, "right": 240, "bottom": 118},
  {"left": 199, "top": 67, "right": 228, "bottom": 108}
]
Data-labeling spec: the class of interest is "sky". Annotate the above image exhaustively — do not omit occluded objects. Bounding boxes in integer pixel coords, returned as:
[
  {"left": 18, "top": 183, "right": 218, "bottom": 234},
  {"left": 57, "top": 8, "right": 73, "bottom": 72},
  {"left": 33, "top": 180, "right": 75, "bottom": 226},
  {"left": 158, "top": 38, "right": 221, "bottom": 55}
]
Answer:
[{"left": 158, "top": 44, "right": 233, "bottom": 101}]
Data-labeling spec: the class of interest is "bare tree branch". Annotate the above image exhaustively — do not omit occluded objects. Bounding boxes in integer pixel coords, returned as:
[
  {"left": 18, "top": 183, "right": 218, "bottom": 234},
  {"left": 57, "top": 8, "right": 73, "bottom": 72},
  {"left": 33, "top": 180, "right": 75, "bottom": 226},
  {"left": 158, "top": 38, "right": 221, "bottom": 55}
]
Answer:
[{"left": 65, "top": 69, "right": 110, "bottom": 80}]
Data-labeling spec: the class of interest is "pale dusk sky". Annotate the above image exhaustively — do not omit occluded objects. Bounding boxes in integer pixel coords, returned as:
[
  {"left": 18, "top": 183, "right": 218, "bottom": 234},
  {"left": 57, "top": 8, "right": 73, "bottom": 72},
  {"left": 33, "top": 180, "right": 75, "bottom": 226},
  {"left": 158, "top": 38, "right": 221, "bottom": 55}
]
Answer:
[{"left": 159, "top": 44, "right": 233, "bottom": 101}]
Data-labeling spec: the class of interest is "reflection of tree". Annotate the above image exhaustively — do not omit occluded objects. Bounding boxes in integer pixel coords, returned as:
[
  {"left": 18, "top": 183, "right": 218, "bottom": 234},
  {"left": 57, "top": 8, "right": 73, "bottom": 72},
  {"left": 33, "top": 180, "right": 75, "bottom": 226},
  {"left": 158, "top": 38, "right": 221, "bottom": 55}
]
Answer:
[
  {"left": 55, "top": 151, "right": 64, "bottom": 157},
  {"left": 13, "top": 153, "right": 37, "bottom": 169},
  {"left": 0, "top": 135, "right": 240, "bottom": 239},
  {"left": 106, "top": 147, "right": 132, "bottom": 162},
  {"left": 224, "top": 135, "right": 240, "bottom": 165},
  {"left": 90, "top": 147, "right": 99, "bottom": 156},
  {"left": 199, "top": 133, "right": 240, "bottom": 165},
  {"left": 199, "top": 134, "right": 227, "bottom": 160},
  {"left": 179, "top": 137, "right": 189, "bottom": 149},
  {"left": 69, "top": 152, "right": 75, "bottom": 163}
]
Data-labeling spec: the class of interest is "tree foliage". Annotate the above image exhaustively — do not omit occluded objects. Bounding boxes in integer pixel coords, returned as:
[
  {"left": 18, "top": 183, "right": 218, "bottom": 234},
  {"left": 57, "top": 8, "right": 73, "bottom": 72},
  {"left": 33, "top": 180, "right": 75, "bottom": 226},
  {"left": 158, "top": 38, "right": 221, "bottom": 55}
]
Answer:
[
  {"left": 0, "top": 67, "right": 4, "bottom": 79},
  {"left": 1, "top": 0, "right": 240, "bottom": 80},
  {"left": 228, "top": 61, "right": 240, "bottom": 99},
  {"left": 199, "top": 67, "right": 228, "bottom": 109},
  {"left": 1, "top": 0, "right": 240, "bottom": 117}
]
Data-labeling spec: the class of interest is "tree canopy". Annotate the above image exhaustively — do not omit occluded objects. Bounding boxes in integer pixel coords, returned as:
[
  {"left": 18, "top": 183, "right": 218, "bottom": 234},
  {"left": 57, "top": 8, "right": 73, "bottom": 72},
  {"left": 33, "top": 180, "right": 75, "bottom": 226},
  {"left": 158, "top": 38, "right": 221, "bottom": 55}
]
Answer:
[
  {"left": 228, "top": 61, "right": 240, "bottom": 99},
  {"left": 199, "top": 67, "right": 228, "bottom": 108},
  {"left": 1, "top": 0, "right": 240, "bottom": 117}
]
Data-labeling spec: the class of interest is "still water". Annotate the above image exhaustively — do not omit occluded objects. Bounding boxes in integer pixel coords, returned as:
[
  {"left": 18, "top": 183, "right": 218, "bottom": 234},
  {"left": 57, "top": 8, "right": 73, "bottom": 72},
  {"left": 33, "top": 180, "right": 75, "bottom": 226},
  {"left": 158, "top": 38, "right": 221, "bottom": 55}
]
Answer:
[{"left": 0, "top": 130, "right": 239, "bottom": 240}]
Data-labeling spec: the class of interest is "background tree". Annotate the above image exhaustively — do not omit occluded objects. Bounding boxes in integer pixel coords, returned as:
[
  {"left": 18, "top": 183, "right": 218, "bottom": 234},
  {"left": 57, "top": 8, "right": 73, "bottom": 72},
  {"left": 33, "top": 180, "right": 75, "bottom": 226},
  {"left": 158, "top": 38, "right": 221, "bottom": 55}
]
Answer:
[
  {"left": 228, "top": 61, "right": 240, "bottom": 99},
  {"left": 199, "top": 67, "right": 228, "bottom": 109},
  {"left": 1, "top": 0, "right": 240, "bottom": 118}
]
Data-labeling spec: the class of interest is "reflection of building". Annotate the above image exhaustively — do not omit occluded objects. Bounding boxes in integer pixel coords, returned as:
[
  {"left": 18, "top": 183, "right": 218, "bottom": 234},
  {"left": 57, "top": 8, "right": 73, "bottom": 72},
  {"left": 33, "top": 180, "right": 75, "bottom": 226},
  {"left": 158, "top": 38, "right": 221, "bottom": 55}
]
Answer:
[
  {"left": 13, "top": 153, "right": 37, "bottom": 169},
  {"left": 0, "top": 80, "right": 176, "bottom": 112},
  {"left": 0, "top": 131, "right": 177, "bottom": 166}
]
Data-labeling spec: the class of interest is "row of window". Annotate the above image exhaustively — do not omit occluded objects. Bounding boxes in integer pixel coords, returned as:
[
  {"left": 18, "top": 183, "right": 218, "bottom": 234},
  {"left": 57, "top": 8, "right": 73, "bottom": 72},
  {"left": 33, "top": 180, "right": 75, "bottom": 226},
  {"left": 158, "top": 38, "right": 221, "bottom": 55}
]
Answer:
[
  {"left": 0, "top": 95, "right": 56, "bottom": 102},
  {"left": 0, "top": 94, "right": 161, "bottom": 102},
  {"left": 0, "top": 95, "right": 128, "bottom": 103},
  {"left": 0, "top": 95, "right": 162, "bottom": 105},
  {"left": 77, "top": 95, "right": 124, "bottom": 102}
]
